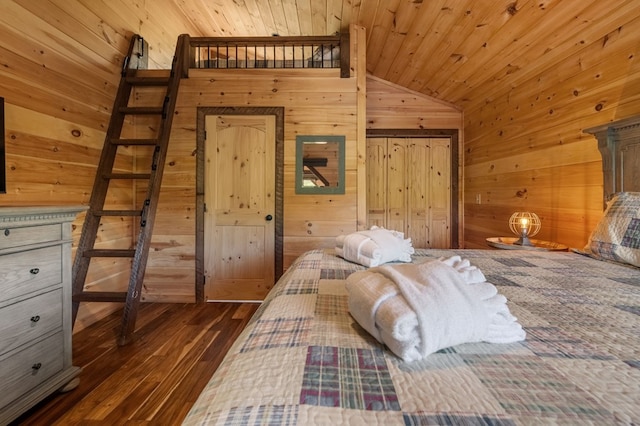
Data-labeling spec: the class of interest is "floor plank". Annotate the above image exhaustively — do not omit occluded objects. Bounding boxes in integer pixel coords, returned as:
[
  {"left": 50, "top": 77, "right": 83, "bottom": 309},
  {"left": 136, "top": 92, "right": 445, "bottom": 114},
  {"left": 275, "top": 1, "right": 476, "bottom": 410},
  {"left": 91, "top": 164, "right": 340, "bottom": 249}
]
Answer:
[{"left": 11, "top": 302, "right": 260, "bottom": 425}]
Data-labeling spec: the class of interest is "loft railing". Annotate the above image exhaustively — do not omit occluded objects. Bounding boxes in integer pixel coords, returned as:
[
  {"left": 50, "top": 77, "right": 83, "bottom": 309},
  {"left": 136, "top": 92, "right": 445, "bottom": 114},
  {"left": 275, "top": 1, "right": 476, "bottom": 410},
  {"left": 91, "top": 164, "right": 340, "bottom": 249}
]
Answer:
[{"left": 186, "top": 34, "right": 350, "bottom": 78}]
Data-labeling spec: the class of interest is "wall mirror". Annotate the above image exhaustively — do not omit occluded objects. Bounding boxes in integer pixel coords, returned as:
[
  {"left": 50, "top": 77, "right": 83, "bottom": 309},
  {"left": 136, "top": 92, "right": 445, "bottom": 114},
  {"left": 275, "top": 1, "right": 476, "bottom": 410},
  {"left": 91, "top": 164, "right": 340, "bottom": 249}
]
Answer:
[{"left": 295, "top": 135, "right": 345, "bottom": 194}]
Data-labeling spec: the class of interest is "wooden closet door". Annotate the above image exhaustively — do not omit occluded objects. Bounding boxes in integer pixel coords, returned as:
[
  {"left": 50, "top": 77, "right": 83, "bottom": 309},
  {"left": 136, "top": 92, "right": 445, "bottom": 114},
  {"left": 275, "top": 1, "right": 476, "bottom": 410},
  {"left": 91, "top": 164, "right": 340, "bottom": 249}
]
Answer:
[
  {"left": 366, "top": 138, "right": 387, "bottom": 228},
  {"left": 387, "top": 138, "right": 407, "bottom": 233},
  {"left": 366, "top": 137, "right": 451, "bottom": 248},
  {"left": 428, "top": 138, "right": 451, "bottom": 248},
  {"left": 406, "top": 139, "right": 429, "bottom": 247}
]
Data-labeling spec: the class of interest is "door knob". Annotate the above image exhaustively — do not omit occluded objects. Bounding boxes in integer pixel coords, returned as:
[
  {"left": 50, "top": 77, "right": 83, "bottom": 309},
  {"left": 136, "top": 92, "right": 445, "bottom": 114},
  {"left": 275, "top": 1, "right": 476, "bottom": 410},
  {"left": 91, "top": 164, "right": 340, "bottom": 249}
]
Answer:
[{"left": 265, "top": 214, "right": 273, "bottom": 221}]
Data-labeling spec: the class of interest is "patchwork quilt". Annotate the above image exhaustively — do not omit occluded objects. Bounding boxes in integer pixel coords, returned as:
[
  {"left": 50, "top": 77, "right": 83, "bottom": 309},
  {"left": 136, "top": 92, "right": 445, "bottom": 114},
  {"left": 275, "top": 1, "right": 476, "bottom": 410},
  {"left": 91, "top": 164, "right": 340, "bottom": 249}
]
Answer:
[{"left": 183, "top": 248, "right": 640, "bottom": 425}]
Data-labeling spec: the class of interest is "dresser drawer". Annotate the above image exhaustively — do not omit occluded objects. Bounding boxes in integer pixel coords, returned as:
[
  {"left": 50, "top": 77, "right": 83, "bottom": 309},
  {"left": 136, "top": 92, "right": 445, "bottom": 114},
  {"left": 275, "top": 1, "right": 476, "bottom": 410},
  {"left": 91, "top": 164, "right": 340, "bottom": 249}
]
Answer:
[
  {"left": 0, "top": 289, "right": 62, "bottom": 355},
  {"left": 0, "top": 332, "right": 64, "bottom": 409},
  {"left": 0, "top": 223, "right": 62, "bottom": 250},
  {"left": 0, "top": 245, "right": 62, "bottom": 303}
]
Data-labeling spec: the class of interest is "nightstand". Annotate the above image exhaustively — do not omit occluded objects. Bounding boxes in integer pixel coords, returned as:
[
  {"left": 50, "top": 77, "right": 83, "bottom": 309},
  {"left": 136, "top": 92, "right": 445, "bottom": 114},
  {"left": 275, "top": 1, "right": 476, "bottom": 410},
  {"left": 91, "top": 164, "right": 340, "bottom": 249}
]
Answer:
[{"left": 486, "top": 237, "right": 568, "bottom": 251}]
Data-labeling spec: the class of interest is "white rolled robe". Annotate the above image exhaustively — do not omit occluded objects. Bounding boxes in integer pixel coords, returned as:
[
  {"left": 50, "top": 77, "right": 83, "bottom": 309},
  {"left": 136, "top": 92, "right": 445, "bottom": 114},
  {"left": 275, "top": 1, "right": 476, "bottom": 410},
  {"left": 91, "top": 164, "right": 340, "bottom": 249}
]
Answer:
[
  {"left": 336, "top": 226, "right": 414, "bottom": 267},
  {"left": 346, "top": 256, "right": 526, "bottom": 361}
]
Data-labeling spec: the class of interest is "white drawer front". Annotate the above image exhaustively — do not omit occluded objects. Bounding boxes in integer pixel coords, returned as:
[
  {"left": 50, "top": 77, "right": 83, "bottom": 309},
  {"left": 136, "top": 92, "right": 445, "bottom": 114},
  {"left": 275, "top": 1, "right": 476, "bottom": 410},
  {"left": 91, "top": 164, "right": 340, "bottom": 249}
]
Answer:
[
  {"left": 0, "top": 332, "right": 64, "bottom": 409},
  {"left": 0, "top": 245, "right": 62, "bottom": 303},
  {"left": 0, "top": 289, "right": 63, "bottom": 355},
  {"left": 0, "top": 224, "right": 62, "bottom": 250}
]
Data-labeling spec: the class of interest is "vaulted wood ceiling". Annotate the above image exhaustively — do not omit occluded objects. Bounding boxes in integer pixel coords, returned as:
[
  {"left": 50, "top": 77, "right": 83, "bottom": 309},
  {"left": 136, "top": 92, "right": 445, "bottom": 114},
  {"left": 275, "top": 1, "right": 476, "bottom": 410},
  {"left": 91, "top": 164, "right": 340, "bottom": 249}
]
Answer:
[{"left": 166, "top": 0, "right": 637, "bottom": 111}]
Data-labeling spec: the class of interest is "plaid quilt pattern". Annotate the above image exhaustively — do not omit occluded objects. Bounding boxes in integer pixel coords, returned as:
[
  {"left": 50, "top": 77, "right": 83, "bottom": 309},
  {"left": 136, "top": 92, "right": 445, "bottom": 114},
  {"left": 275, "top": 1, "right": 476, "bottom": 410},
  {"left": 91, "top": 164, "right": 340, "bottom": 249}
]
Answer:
[
  {"left": 183, "top": 249, "right": 640, "bottom": 425},
  {"left": 213, "top": 405, "right": 299, "bottom": 425},
  {"left": 240, "top": 317, "right": 311, "bottom": 353},
  {"left": 403, "top": 412, "right": 516, "bottom": 426},
  {"left": 523, "top": 326, "right": 615, "bottom": 360},
  {"left": 463, "top": 354, "right": 614, "bottom": 422},
  {"left": 622, "top": 218, "right": 640, "bottom": 249},
  {"left": 300, "top": 345, "right": 400, "bottom": 411},
  {"left": 314, "top": 294, "right": 347, "bottom": 316}
]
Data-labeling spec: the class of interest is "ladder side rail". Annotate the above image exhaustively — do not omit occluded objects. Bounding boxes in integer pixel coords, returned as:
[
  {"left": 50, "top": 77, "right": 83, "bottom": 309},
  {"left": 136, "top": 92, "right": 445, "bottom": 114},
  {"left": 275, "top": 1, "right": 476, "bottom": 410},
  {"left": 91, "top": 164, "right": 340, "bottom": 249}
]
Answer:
[{"left": 71, "top": 35, "right": 144, "bottom": 324}]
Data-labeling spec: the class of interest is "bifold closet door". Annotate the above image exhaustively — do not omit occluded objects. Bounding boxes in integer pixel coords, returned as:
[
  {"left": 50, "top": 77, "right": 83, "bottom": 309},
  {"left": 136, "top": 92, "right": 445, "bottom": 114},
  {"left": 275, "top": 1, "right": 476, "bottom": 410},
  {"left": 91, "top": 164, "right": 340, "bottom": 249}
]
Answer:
[
  {"left": 366, "top": 137, "right": 451, "bottom": 248},
  {"left": 366, "top": 138, "right": 387, "bottom": 229}
]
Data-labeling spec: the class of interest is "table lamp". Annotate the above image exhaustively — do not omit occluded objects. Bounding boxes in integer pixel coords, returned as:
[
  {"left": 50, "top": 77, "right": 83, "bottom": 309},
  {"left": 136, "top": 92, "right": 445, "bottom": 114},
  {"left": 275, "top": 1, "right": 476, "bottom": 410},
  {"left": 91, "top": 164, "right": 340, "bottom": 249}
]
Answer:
[{"left": 508, "top": 212, "right": 541, "bottom": 246}]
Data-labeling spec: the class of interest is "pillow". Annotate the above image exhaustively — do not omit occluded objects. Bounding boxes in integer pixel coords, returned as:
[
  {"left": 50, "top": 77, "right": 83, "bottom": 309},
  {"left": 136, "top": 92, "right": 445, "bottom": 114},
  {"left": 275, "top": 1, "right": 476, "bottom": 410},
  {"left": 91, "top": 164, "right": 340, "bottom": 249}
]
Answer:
[{"left": 584, "top": 192, "right": 640, "bottom": 267}]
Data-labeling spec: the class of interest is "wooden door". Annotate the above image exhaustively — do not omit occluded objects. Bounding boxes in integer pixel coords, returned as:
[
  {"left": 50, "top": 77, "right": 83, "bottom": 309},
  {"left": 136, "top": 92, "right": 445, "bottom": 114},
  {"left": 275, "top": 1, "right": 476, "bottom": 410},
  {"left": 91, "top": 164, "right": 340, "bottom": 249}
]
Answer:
[
  {"left": 366, "top": 138, "right": 387, "bottom": 228},
  {"left": 204, "top": 115, "right": 275, "bottom": 301},
  {"left": 366, "top": 137, "right": 451, "bottom": 248},
  {"left": 427, "top": 139, "right": 451, "bottom": 248},
  {"left": 406, "top": 138, "right": 429, "bottom": 247},
  {"left": 387, "top": 138, "right": 408, "bottom": 233}
]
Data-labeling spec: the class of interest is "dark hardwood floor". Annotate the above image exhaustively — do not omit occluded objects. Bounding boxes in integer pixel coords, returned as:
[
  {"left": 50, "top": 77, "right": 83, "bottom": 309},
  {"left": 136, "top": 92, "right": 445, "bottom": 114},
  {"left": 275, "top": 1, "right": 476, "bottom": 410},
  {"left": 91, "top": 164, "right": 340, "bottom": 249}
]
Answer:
[{"left": 12, "top": 302, "right": 260, "bottom": 425}]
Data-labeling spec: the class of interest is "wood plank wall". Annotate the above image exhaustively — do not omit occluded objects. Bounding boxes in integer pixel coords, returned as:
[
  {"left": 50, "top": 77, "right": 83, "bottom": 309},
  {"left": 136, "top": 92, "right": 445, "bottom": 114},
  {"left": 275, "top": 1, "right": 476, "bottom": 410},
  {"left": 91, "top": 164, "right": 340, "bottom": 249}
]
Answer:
[
  {"left": 138, "top": 25, "right": 366, "bottom": 302},
  {"left": 462, "top": 13, "right": 640, "bottom": 249},
  {"left": 2, "top": 0, "right": 638, "bottom": 329},
  {"left": 0, "top": 0, "right": 221, "bottom": 329},
  {"left": 0, "top": 2, "right": 141, "bottom": 331},
  {"left": 365, "top": 76, "right": 463, "bottom": 245},
  {"left": 0, "top": 1, "right": 365, "bottom": 325}
]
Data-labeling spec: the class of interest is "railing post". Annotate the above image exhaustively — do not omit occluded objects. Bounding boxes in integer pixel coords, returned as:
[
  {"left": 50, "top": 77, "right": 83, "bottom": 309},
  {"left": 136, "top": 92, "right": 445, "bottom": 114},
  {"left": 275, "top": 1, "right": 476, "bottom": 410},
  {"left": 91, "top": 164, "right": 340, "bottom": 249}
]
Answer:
[
  {"left": 340, "top": 31, "right": 350, "bottom": 78},
  {"left": 179, "top": 34, "right": 191, "bottom": 78}
]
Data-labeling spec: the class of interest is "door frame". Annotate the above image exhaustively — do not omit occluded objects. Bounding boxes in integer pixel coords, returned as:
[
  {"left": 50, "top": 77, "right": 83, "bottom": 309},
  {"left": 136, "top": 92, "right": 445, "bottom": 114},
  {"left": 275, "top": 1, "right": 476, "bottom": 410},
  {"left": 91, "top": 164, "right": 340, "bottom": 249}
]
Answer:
[
  {"left": 196, "top": 107, "right": 285, "bottom": 302},
  {"left": 366, "top": 128, "right": 459, "bottom": 249}
]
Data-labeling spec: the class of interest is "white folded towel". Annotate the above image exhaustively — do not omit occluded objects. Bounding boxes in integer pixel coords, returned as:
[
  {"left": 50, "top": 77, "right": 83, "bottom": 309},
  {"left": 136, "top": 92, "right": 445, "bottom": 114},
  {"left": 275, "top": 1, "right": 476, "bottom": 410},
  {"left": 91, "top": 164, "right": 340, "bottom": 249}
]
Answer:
[
  {"left": 346, "top": 256, "right": 526, "bottom": 361},
  {"left": 336, "top": 226, "right": 414, "bottom": 267}
]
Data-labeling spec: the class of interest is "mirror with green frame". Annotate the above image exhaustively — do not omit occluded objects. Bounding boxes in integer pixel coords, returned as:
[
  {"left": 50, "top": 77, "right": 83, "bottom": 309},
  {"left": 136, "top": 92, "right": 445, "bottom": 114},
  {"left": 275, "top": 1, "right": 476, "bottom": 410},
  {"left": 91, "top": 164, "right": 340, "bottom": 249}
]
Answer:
[{"left": 295, "top": 135, "right": 345, "bottom": 194}]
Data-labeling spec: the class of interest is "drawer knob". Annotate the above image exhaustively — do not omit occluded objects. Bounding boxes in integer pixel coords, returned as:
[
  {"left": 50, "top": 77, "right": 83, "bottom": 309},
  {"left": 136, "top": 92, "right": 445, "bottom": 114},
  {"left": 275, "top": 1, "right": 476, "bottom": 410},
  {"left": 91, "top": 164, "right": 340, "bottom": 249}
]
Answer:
[
  {"left": 31, "top": 315, "right": 41, "bottom": 323},
  {"left": 3, "top": 229, "right": 8, "bottom": 236},
  {"left": 30, "top": 268, "right": 40, "bottom": 275},
  {"left": 32, "top": 363, "right": 42, "bottom": 371}
]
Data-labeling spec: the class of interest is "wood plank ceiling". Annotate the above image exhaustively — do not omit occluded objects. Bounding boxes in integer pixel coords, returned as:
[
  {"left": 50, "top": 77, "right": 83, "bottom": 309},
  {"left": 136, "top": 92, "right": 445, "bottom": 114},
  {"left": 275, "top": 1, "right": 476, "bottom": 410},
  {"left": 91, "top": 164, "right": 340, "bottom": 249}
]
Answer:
[{"left": 165, "top": 0, "right": 637, "bottom": 111}]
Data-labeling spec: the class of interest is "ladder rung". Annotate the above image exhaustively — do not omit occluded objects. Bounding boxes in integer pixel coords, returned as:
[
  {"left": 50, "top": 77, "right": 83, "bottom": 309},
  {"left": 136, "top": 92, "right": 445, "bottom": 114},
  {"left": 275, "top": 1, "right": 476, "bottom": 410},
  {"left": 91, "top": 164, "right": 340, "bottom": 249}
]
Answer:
[
  {"left": 111, "top": 138, "right": 159, "bottom": 146},
  {"left": 119, "top": 106, "right": 163, "bottom": 115},
  {"left": 104, "top": 173, "right": 151, "bottom": 180},
  {"left": 83, "top": 249, "right": 136, "bottom": 258},
  {"left": 94, "top": 210, "right": 142, "bottom": 217},
  {"left": 126, "top": 76, "right": 170, "bottom": 86},
  {"left": 73, "top": 292, "right": 128, "bottom": 303}
]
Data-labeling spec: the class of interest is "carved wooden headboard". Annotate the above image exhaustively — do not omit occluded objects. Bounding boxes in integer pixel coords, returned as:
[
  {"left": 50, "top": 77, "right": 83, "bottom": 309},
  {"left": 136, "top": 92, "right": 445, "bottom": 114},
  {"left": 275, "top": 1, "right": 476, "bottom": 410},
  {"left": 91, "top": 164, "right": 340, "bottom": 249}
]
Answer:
[{"left": 585, "top": 116, "right": 640, "bottom": 206}]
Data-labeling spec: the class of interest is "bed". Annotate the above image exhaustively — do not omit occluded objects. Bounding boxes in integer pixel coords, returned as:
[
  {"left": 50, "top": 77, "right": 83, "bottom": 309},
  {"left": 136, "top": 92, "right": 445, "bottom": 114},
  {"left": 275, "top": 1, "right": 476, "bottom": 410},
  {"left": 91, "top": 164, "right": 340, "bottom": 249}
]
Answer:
[
  {"left": 183, "top": 118, "right": 640, "bottom": 425},
  {"left": 183, "top": 246, "right": 639, "bottom": 425}
]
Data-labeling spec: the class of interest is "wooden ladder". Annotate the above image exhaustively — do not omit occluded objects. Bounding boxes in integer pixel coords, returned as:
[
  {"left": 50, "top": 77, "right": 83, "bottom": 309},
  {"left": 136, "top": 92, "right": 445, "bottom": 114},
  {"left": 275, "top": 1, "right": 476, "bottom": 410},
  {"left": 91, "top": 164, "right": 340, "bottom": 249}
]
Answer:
[{"left": 72, "top": 34, "right": 189, "bottom": 345}]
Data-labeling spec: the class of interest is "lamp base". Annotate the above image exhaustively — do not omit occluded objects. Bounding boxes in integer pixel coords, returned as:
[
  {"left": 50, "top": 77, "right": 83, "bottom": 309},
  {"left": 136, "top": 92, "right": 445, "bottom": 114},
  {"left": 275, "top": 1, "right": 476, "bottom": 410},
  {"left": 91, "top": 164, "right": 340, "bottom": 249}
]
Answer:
[{"left": 513, "top": 236, "right": 533, "bottom": 246}]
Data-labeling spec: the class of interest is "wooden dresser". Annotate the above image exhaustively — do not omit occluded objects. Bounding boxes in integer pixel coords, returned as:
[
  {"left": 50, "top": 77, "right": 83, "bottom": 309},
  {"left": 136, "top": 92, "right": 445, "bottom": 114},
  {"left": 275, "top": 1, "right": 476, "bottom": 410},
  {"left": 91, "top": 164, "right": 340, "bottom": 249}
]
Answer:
[{"left": 0, "top": 206, "right": 85, "bottom": 424}]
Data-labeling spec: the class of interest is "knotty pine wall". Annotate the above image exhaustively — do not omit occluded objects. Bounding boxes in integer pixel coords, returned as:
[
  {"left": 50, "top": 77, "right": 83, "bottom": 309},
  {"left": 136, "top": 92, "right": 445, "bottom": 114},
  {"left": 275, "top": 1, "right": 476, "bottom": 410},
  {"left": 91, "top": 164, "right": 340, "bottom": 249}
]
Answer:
[
  {"left": 138, "top": 25, "right": 367, "bottom": 302},
  {"left": 0, "top": 2, "right": 366, "bottom": 328},
  {"left": 3, "top": 0, "right": 638, "bottom": 330},
  {"left": 0, "top": 1, "right": 243, "bottom": 329},
  {"left": 462, "top": 14, "right": 640, "bottom": 249},
  {"left": 365, "top": 76, "right": 464, "bottom": 245},
  {"left": 137, "top": 68, "right": 361, "bottom": 300},
  {"left": 0, "top": 2, "right": 143, "bottom": 331},
  {"left": 139, "top": 56, "right": 464, "bottom": 302}
]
